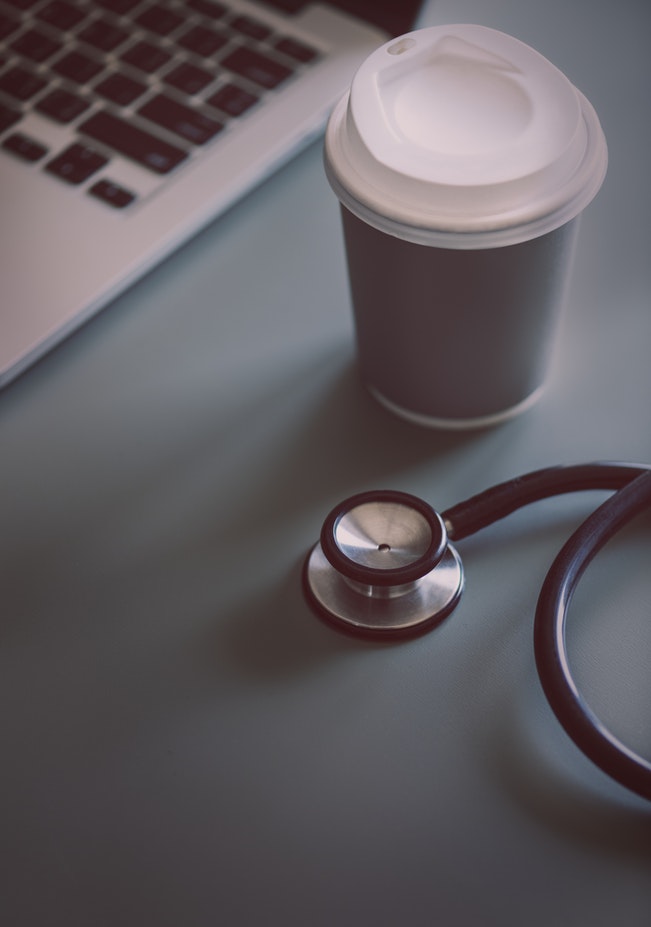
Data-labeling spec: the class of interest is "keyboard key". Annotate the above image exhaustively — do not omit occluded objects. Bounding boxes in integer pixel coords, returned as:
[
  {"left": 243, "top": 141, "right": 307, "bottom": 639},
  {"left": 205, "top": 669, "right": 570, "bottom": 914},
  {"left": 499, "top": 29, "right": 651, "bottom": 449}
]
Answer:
[
  {"left": 45, "top": 141, "right": 108, "bottom": 183},
  {"left": 255, "top": 0, "right": 305, "bottom": 10},
  {"left": 36, "top": 1, "right": 86, "bottom": 32},
  {"left": 274, "top": 36, "right": 317, "bottom": 63},
  {"left": 0, "top": 12, "right": 20, "bottom": 41},
  {"left": 95, "top": 0, "right": 140, "bottom": 13},
  {"left": 186, "top": 0, "right": 226, "bottom": 19},
  {"left": 36, "top": 86, "right": 90, "bottom": 122},
  {"left": 206, "top": 82, "right": 257, "bottom": 117},
  {"left": 177, "top": 24, "right": 228, "bottom": 57},
  {"left": 230, "top": 15, "right": 272, "bottom": 42},
  {"left": 11, "top": 27, "right": 62, "bottom": 62},
  {"left": 136, "top": 4, "right": 183, "bottom": 37},
  {"left": 163, "top": 62, "right": 213, "bottom": 96},
  {"left": 79, "top": 110, "right": 188, "bottom": 173},
  {"left": 3, "top": 131, "right": 48, "bottom": 161},
  {"left": 138, "top": 93, "right": 223, "bottom": 145},
  {"left": 0, "top": 64, "right": 47, "bottom": 100},
  {"left": 4, "top": 0, "right": 41, "bottom": 9},
  {"left": 52, "top": 49, "right": 104, "bottom": 83},
  {"left": 95, "top": 72, "right": 147, "bottom": 105},
  {"left": 0, "top": 100, "right": 22, "bottom": 132},
  {"left": 221, "top": 47, "right": 292, "bottom": 89},
  {"left": 89, "top": 178, "right": 135, "bottom": 208},
  {"left": 78, "top": 17, "right": 129, "bottom": 53},
  {"left": 120, "top": 39, "right": 171, "bottom": 73}
]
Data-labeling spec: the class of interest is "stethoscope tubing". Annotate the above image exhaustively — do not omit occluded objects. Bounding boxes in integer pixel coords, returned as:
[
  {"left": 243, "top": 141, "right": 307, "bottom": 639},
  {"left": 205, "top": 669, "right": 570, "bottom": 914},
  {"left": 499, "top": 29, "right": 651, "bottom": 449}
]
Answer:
[
  {"left": 441, "top": 461, "right": 651, "bottom": 541},
  {"left": 533, "top": 467, "right": 651, "bottom": 801},
  {"left": 441, "top": 460, "right": 651, "bottom": 801}
]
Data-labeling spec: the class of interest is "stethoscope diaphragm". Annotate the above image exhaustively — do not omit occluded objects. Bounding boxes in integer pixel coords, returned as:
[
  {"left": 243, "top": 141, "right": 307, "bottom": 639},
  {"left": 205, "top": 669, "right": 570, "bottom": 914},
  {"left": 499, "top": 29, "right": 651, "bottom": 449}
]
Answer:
[{"left": 303, "top": 489, "right": 463, "bottom": 637}]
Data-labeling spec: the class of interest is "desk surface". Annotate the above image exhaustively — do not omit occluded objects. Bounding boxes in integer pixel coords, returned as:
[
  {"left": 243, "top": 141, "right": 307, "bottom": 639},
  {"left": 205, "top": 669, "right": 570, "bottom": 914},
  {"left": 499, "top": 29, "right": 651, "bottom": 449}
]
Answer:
[{"left": 2, "top": 0, "right": 650, "bottom": 924}]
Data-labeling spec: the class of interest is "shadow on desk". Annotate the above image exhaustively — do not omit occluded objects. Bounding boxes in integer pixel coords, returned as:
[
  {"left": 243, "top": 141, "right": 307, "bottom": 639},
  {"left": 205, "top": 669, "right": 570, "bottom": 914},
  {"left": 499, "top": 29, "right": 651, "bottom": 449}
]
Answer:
[
  {"left": 493, "top": 677, "right": 651, "bottom": 856},
  {"left": 207, "top": 345, "right": 483, "bottom": 553}
]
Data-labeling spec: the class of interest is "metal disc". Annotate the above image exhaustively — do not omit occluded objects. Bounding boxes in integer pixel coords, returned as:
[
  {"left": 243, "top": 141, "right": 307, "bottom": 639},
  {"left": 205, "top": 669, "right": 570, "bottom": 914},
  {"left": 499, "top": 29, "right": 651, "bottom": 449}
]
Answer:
[{"left": 303, "top": 540, "right": 464, "bottom": 638}]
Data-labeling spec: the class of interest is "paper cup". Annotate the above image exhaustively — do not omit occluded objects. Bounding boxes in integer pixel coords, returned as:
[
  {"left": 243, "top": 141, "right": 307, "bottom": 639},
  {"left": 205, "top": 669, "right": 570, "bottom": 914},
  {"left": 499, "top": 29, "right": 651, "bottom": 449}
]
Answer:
[{"left": 324, "top": 25, "right": 607, "bottom": 428}]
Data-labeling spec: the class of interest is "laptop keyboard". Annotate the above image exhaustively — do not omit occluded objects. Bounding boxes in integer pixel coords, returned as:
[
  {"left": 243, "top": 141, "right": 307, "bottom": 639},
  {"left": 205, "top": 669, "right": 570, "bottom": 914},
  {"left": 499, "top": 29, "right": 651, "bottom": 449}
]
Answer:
[{"left": 0, "top": 0, "right": 319, "bottom": 208}]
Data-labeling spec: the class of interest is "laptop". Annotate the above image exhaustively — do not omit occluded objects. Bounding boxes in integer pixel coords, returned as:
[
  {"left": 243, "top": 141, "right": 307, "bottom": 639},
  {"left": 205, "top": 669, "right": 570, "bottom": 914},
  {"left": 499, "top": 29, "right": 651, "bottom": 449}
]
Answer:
[{"left": 0, "top": 0, "right": 423, "bottom": 388}]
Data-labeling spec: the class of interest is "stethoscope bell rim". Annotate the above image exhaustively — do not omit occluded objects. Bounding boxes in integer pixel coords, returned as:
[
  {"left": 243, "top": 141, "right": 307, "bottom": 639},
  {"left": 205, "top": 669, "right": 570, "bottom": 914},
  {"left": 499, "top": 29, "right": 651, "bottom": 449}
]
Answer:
[{"left": 304, "top": 490, "right": 464, "bottom": 638}]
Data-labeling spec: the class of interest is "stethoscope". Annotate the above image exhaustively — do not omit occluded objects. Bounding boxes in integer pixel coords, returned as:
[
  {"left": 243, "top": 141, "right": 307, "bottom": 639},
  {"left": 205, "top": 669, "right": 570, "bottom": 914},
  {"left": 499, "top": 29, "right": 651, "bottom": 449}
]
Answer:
[{"left": 303, "top": 462, "right": 651, "bottom": 802}]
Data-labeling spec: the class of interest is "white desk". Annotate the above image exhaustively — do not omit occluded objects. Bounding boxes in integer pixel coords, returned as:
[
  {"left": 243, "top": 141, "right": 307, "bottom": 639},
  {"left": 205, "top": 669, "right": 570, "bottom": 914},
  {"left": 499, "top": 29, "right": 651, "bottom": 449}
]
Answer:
[{"left": 2, "top": 1, "right": 650, "bottom": 924}]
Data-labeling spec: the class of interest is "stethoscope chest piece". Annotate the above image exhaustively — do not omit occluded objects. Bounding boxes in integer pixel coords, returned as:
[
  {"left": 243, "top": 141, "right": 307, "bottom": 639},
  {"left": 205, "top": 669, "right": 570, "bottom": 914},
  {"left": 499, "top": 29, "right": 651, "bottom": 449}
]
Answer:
[
  {"left": 302, "top": 466, "right": 651, "bottom": 800},
  {"left": 304, "top": 490, "right": 464, "bottom": 637}
]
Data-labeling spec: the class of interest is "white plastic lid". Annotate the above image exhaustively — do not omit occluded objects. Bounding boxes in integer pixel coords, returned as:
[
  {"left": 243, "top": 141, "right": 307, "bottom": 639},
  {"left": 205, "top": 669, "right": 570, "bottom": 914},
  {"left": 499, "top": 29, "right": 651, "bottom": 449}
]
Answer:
[{"left": 324, "top": 25, "right": 608, "bottom": 248}]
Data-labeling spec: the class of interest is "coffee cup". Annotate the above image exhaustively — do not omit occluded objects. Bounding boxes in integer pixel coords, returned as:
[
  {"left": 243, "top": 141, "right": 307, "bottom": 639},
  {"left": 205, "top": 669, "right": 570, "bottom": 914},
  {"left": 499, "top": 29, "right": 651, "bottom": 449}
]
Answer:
[{"left": 324, "top": 25, "right": 608, "bottom": 428}]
